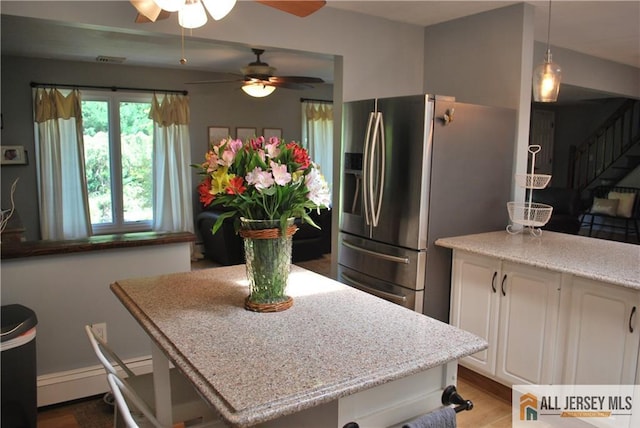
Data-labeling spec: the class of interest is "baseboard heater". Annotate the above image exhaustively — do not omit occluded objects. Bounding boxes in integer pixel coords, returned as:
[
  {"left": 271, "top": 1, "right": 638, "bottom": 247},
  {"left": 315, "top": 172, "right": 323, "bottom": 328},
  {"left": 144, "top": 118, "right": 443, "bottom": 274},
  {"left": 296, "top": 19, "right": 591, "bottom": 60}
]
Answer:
[{"left": 37, "top": 356, "right": 152, "bottom": 407}]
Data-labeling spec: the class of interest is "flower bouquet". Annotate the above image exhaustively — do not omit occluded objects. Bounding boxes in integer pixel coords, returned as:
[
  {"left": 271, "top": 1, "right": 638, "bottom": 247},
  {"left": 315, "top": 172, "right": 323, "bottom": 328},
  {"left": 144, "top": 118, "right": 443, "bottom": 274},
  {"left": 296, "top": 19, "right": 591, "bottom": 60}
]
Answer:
[{"left": 193, "top": 136, "right": 331, "bottom": 311}]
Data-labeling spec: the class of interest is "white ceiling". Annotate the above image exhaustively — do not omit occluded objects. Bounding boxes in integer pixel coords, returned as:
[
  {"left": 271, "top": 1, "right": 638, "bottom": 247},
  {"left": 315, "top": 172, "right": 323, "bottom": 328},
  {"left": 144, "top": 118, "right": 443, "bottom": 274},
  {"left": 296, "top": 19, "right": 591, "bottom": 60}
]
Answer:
[{"left": 1, "top": 1, "right": 638, "bottom": 87}]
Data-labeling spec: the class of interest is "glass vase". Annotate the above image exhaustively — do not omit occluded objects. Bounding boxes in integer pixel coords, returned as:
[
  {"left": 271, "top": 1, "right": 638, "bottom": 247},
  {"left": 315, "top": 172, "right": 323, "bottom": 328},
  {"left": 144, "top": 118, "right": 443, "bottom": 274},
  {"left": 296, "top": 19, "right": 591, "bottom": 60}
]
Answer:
[{"left": 240, "top": 217, "right": 296, "bottom": 312}]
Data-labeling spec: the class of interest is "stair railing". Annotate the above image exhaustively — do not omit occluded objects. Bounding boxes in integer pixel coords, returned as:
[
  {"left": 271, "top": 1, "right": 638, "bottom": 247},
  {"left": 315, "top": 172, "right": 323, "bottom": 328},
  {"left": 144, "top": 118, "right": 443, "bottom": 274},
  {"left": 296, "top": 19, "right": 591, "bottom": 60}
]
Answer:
[{"left": 570, "top": 99, "right": 640, "bottom": 190}]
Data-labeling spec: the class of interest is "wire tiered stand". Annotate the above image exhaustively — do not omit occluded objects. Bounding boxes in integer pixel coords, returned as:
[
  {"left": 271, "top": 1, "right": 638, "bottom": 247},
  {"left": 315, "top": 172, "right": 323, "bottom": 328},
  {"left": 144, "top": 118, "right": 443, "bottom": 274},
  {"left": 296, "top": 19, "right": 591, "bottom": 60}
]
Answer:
[{"left": 506, "top": 145, "right": 553, "bottom": 237}]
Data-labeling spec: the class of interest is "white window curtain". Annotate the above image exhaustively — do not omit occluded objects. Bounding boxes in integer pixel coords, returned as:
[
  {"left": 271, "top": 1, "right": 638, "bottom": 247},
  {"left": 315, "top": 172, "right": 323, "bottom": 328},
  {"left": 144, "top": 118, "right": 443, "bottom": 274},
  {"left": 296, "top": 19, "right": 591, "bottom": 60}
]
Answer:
[
  {"left": 301, "top": 101, "right": 333, "bottom": 192},
  {"left": 33, "top": 88, "right": 92, "bottom": 240},
  {"left": 149, "top": 93, "right": 194, "bottom": 234}
]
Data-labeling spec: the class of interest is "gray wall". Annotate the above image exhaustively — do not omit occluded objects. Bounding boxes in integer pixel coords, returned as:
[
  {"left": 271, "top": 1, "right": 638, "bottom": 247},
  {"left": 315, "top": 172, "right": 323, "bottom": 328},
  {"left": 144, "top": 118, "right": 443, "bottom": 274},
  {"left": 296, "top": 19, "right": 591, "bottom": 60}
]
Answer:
[{"left": 0, "top": 55, "right": 333, "bottom": 242}]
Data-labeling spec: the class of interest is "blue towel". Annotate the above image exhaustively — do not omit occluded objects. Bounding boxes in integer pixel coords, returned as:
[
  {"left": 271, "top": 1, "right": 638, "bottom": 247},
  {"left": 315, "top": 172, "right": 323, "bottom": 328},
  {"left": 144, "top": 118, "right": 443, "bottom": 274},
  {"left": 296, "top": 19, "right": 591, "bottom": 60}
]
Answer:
[{"left": 402, "top": 406, "right": 457, "bottom": 428}]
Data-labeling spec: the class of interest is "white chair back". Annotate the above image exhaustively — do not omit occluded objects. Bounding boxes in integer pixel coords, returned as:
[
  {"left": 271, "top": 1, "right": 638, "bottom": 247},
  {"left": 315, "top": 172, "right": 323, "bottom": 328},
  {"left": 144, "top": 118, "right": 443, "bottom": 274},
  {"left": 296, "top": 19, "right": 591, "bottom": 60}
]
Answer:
[
  {"left": 107, "top": 373, "right": 163, "bottom": 428},
  {"left": 85, "top": 325, "right": 136, "bottom": 378}
]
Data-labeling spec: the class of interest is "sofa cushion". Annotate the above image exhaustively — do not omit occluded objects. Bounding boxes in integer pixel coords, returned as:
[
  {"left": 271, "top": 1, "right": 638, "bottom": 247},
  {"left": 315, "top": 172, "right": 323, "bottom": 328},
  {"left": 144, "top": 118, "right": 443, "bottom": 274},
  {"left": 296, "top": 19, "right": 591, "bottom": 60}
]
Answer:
[
  {"left": 607, "top": 191, "right": 636, "bottom": 218},
  {"left": 590, "top": 197, "right": 619, "bottom": 216}
]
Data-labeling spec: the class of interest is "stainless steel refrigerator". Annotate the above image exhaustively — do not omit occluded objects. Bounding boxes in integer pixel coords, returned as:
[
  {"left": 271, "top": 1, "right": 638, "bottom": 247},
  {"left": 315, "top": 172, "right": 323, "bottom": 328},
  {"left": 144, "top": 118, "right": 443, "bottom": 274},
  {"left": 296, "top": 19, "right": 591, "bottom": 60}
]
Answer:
[{"left": 338, "top": 94, "right": 515, "bottom": 322}]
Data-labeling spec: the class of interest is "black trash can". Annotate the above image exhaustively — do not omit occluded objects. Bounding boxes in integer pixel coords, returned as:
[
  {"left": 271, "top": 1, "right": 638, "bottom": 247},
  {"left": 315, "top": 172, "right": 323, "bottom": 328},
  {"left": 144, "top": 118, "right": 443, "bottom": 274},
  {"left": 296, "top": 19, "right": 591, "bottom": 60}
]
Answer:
[{"left": 1, "top": 304, "right": 38, "bottom": 428}]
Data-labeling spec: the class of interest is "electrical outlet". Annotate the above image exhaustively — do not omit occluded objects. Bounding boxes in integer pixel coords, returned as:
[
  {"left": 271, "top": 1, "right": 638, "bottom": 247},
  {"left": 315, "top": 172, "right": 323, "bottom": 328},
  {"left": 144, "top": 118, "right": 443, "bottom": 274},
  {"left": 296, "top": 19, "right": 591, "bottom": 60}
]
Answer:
[{"left": 92, "top": 322, "right": 107, "bottom": 342}]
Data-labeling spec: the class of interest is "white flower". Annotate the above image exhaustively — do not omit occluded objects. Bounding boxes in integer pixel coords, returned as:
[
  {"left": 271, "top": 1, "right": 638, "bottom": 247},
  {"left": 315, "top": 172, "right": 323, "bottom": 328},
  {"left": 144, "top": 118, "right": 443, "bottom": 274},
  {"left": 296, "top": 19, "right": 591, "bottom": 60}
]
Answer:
[{"left": 305, "top": 167, "right": 331, "bottom": 207}]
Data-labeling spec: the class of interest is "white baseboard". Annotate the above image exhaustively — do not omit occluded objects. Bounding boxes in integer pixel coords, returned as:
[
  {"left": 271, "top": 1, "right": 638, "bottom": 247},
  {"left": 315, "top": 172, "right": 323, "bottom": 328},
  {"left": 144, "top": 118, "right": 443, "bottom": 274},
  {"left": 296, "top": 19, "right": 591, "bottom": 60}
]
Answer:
[{"left": 37, "top": 356, "right": 153, "bottom": 407}]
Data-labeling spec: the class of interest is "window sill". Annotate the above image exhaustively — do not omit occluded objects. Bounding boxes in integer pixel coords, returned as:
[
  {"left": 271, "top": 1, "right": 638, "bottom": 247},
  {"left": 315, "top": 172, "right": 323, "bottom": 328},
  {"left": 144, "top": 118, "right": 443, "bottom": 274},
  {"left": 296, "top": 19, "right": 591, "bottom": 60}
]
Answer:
[{"left": 0, "top": 231, "right": 195, "bottom": 260}]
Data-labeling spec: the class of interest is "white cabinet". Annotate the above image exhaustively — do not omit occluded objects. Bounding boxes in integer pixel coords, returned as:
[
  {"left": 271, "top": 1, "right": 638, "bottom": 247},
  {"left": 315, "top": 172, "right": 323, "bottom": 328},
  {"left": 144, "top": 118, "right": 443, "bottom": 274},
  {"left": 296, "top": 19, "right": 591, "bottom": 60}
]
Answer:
[
  {"left": 450, "top": 251, "right": 500, "bottom": 375},
  {"left": 450, "top": 251, "right": 561, "bottom": 386},
  {"left": 561, "top": 276, "right": 640, "bottom": 385}
]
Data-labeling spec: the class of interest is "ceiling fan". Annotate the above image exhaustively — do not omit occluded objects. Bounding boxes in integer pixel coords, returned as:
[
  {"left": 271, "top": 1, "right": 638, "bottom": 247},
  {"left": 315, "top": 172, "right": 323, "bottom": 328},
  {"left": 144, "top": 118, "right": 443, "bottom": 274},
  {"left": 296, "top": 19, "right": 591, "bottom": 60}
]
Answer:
[
  {"left": 130, "top": 0, "right": 326, "bottom": 24},
  {"left": 187, "top": 48, "right": 325, "bottom": 95}
]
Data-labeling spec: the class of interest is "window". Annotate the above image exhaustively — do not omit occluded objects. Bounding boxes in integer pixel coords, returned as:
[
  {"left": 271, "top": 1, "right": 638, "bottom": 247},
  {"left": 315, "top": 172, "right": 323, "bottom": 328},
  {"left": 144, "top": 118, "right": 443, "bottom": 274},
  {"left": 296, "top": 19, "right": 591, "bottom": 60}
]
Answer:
[{"left": 81, "top": 91, "right": 154, "bottom": 234}]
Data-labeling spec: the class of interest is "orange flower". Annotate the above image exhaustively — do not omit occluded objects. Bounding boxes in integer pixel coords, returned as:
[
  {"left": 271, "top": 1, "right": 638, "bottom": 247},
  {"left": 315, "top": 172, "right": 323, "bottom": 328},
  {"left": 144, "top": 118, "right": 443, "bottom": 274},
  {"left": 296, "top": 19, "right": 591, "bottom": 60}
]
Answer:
[
  {"left": 198, "top": 177, "right": 215, "bottom": 206},
  {"left": 287, "top": 142, "right": 310, "bottom": 170},
  {"left": 226, "top": 176, "right": 246, "bottom": 195}
]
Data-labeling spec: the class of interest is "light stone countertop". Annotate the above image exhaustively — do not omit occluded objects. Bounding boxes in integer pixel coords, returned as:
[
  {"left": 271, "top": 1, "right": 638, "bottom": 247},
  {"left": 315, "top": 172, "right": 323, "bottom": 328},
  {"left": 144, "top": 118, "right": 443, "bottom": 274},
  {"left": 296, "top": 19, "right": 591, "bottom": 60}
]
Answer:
[
  {"left": 436, "top": 230, "right": 640, "bottom": 289},
  {"left": 111, "top": 265, "right": 487, "bottom": 427}
]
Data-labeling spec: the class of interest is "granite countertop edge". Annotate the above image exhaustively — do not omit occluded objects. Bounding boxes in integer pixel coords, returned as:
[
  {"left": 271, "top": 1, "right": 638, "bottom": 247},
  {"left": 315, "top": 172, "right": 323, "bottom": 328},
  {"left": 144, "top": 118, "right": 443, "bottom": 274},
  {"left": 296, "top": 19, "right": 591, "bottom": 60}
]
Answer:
[{"left": 436, "top": 231, "right": 640, "bottom": 290}]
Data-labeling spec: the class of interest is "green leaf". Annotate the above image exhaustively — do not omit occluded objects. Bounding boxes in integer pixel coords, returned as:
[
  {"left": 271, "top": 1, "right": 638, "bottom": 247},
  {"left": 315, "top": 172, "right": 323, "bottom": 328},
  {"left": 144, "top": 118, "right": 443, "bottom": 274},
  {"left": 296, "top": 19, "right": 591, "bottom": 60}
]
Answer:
[{"left": 211, "top": 210, "right": 237, "bottom": 235}]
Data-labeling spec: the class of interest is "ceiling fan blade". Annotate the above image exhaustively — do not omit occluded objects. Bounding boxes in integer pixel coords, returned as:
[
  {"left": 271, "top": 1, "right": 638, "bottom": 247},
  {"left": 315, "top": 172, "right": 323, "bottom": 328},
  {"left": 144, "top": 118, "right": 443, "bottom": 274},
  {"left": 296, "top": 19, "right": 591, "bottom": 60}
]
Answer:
[
  {"left": 255, "top": 0, "right": 326, "bottom": 17},
  {"left": 269, "top": 76, "right": 324, "bottom": 84},
  {"left": 131, "top": 0, "right": 161, "bottom": 22},
  {"left": 185, "top": 72, "right": 245, "bottom": 84},
  {"left": 265, "top": 80, "right": 314, "bottom": 90},
  {"left": 131, "top": 0, "right": 171, "bottom": 23}
]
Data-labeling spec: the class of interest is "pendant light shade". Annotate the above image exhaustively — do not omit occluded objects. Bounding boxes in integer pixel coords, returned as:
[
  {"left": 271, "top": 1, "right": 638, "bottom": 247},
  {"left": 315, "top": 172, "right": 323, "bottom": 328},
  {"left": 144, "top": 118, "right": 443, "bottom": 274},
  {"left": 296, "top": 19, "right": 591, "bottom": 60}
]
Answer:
[
  {"left": 153, "top": 0, "right": 185, "bottom": 12},
  {"left": 532, "top": 50, "right": 562, "bottom": 102},
  {"left": 178, "top": 0, "right": 208, "bottom": 29},
  {"left": 242, "top": 83, "right": 276, "bottom": 98},
  {"left": 533, "top": 0, "right": 561, "bottom": 102},
  {"left": 202, "top": 0, "right": 237, "bottom": 20}
]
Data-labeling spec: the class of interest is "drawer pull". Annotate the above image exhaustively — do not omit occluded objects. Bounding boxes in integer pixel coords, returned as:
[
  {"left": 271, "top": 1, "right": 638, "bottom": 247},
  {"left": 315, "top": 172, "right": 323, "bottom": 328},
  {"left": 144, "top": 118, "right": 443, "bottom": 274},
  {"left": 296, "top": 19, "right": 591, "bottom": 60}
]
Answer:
[
  {"left": 342, "top": 240, "right": 410, "bottom": 264},
  {"left": 491, "top": 272, "right": 497, "bottom": 293},
  {"left": 630, "top": 306, "right": 637, "bottom": 333},
  {"left": 501, "top": 274, "right": 507, "bottom": 296}
]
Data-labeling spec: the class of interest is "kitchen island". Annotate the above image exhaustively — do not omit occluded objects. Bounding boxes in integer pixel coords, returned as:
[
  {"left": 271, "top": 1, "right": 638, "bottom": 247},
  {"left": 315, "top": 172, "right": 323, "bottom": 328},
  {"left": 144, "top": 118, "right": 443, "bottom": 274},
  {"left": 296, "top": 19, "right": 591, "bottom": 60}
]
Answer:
[
  {"left": 436, "top": 230, "right": 640, "bottom": 388},
  {"left": 110, "top": 265, "right": 487, "bottom": 428}
]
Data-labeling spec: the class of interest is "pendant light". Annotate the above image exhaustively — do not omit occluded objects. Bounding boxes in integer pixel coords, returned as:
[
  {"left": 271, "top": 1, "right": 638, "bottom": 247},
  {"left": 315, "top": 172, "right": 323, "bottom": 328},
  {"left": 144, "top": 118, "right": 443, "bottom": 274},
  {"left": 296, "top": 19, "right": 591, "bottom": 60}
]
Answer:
[
  {"left": 242, "top": 83, "right": 276, "bottom": 98},
  {"left": 533, "top": 0, "right": 562, "bottom": 102}
]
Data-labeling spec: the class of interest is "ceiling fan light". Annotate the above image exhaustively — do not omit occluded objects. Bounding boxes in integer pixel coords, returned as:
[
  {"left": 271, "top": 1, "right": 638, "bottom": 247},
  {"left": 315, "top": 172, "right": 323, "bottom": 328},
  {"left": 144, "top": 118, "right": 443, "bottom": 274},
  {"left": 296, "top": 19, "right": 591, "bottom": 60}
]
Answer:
[
  {"left": 242, "top": 83, "right": 276, "bottom": 98},
  {"left": 202, "top": 0, "right": 237, "bottom": 20},
  {"left": 178, "top": 0, "right": 208, "bottom": 29},
  {"left": 532, "top": 50, "right": 562, "bottom": 102},
  {"left": 153, "top": 0, "right": 186, "bottom": 12}
]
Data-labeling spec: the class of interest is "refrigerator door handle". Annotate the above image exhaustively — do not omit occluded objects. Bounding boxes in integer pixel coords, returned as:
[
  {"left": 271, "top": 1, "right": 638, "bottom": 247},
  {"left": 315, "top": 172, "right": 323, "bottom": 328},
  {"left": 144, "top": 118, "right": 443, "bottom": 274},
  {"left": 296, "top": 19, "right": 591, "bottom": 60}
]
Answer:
[
  {"left": 373, "top": 112, "right": 386, "bottom": 227},
  {"left": 342, "top": 240, "right": 410, "bottom": 264},
  {"left": 362, "top": 112, "right": 376, "bottom": 225},
  {"left": 340, "top": 272, "right": 408, "bottom": 305}
]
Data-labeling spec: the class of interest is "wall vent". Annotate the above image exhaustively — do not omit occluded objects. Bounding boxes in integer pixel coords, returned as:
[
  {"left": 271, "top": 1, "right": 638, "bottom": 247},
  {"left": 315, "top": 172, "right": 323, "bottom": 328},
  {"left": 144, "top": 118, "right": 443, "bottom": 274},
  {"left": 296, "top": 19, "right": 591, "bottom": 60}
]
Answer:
[{"left": 95, "top": 56, "right": 126, "bottom": 64}]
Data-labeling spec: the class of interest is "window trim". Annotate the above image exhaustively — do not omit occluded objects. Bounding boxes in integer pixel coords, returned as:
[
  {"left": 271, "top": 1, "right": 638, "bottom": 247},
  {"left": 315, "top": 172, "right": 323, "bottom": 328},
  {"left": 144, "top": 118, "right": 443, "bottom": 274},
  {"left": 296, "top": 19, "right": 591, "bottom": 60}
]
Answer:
[{"left": 82, "top": 91, "right": 154, "bottom": 235}]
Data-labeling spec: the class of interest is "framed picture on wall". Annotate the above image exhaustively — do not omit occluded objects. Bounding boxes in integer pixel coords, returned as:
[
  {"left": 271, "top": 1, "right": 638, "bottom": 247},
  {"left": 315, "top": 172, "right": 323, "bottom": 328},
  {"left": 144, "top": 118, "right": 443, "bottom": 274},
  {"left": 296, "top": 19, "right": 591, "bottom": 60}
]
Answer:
[
  {"left": 236, "top": 127, "right": 256, "bottom": 141},
  {"left": 208, "top": 126, "right": 230, "bottom": 144},
  {"left": 263, "top": 128, "right": 282, "bottom": 139},
  {"left": 1, "top": 146, "right": 27, "bottom": 165}
]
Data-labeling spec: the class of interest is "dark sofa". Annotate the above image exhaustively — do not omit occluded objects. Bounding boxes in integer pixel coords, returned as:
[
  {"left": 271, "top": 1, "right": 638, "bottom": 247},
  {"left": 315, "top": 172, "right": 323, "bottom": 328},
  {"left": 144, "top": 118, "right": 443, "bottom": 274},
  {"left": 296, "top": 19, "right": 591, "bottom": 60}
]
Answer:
[
  {"left": 530, "top": 187, "right": 582, "bottom": 234},
  {"left": 197, "top": 209, "right": 332, "bottom": 265}
]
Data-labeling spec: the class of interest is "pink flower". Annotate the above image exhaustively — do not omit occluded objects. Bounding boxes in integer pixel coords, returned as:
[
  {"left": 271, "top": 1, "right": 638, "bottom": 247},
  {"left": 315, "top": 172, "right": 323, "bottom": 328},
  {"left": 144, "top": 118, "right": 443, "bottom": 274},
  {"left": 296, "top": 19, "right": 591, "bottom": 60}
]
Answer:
[
  {"left": 246, "top": 167, "right": 274, "bottom": 191},
  {"left": 229, "top": 138, "right": 243, "bottom": 153},
  {"left": 265, "top": 141, "right": 280, "bottom": 158},
  {"left": 270, "top": 161, "right": 291, "bottom": 186},
  {"left": 250, "top": 136, "right": 265, "bottom": 150},
  {"left": 220, "top": 148, "right": 236, "bottom": 166},
  {"left": 204, "top": 150, "right": 218, "bottom": 173}
]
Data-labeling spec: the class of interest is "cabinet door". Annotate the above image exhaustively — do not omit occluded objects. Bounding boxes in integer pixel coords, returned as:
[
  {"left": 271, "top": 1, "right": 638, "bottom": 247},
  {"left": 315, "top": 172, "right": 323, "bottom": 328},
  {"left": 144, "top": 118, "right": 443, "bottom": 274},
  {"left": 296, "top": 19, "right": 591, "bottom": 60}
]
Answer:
[
  {"left": 563, "top": 277, "right": 640, "bottom": 385},
  {"left": 450, "top": 251, "right": 500, "bottom": 376},
  {"left": 495, "top": 262, "right": 561, "bottom": 386}
]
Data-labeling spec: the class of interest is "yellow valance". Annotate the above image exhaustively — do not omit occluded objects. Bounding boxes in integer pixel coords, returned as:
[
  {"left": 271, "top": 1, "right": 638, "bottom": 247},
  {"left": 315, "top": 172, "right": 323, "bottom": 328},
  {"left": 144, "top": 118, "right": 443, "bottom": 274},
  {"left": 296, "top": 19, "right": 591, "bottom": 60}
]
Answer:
[
  {"left": 34, "top": 88, "right": 82, "bottom": 123},
  {"left": 149, "top": 94, "right": 190, "bottom": 127}
]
